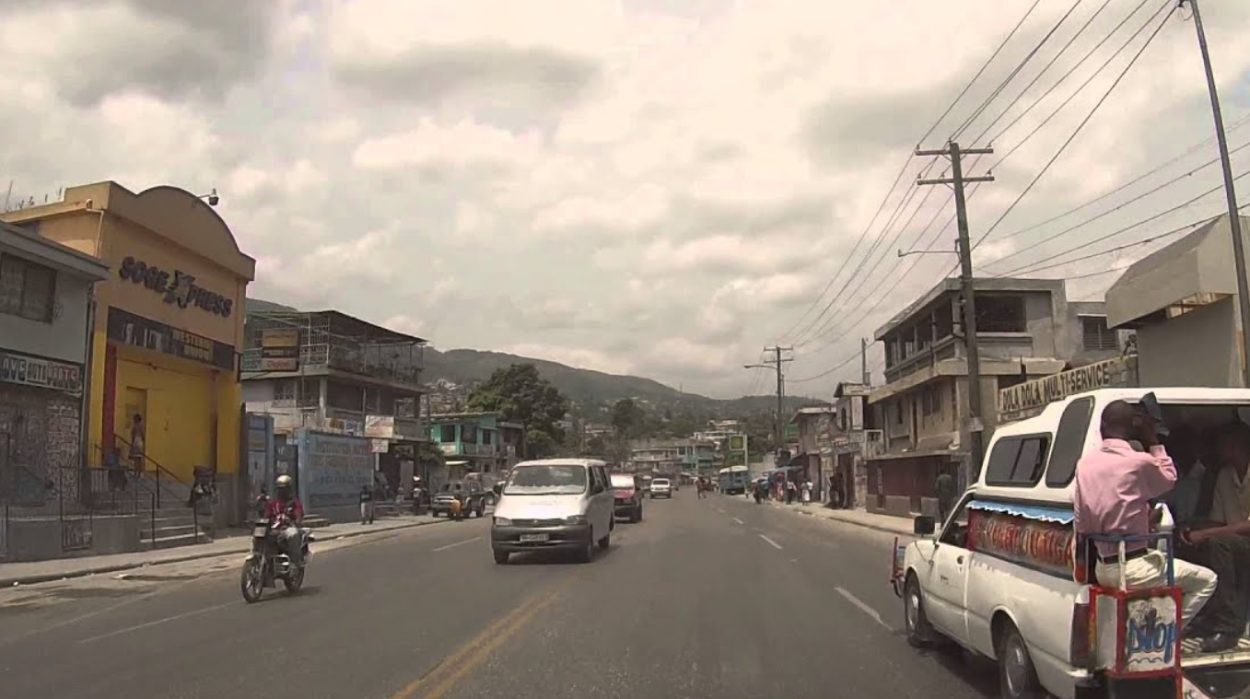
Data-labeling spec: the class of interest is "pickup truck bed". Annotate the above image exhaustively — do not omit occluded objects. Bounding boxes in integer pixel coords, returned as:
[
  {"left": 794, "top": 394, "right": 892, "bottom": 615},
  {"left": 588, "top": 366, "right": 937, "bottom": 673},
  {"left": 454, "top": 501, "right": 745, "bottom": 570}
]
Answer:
[{"left": 1182, "top": 636, "right": 1250, "bottom": 670}]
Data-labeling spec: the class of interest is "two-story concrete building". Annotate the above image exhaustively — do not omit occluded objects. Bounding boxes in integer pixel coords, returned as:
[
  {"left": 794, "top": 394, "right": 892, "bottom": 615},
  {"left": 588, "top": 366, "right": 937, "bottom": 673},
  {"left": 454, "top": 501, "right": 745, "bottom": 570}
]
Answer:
[
  {"left": 0, "top": 220, "right": 110, "bottom": 560},
  {"left": 241, "top": 309, "right": 426, "bottom": 520},
  {"left": 427, "top": 411, "right": 524, "bottom": 489},
  {"left": 788, "top": 406, "right": 836, "bottom": 500},
  {"left": 829, "top": 382, "right": 878, "bottom": 509},
  {"left": 865, "top": 277, "right": 1124, "bottom": 518}
]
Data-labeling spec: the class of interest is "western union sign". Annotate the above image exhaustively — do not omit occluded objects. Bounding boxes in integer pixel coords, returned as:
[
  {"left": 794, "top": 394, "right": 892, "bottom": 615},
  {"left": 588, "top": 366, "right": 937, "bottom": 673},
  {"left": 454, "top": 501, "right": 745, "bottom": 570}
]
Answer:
[{"left": 998, "top": 356, "right": 1136, "bottom": 422}]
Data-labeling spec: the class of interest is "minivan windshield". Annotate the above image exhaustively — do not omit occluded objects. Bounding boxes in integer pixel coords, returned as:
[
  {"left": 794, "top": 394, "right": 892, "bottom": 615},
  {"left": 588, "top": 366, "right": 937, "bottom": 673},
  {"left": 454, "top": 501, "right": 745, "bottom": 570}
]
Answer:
[
  {"left": 610, "top": 474, "right": 635, "bottom": 488},
  {"left": 653, "top": 479, "right": 670, "bottom": 486},
  {"left": 504, "top": 465, "right": 587, "bottom": 495}
]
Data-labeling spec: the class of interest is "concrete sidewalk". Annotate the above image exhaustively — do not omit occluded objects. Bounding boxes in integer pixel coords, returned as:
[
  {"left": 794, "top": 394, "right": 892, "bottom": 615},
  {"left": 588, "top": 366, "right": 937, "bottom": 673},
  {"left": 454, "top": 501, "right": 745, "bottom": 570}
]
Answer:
[
  {"left": 0, "top": 514, "right": 444, "bottom": 587},
  {"left": 770, "top": 500, "right": 914, "bottom": 537}
]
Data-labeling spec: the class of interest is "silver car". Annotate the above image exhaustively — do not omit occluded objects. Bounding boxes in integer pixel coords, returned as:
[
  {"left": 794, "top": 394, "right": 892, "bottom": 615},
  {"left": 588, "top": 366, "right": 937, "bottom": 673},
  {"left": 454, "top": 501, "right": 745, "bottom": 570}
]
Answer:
[{"left": 490, "top": 459, "right": 615, "bottom": 564}]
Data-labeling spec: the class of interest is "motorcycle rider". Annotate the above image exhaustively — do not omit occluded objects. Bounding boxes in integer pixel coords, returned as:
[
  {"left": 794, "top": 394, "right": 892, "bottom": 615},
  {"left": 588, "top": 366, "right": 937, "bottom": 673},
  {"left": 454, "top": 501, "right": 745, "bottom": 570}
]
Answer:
[{"left": 264, "top": 475, "right": 306, "bottom": 568}]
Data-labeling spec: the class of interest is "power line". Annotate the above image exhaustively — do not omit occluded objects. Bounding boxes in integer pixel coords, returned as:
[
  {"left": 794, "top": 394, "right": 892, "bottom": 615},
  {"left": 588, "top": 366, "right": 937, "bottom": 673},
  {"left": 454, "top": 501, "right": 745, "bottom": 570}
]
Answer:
[
  {"left": 989, "top": 0, "right": 1156, "bottom": 145},
  {"left": 988, "top": 112, "right": 1250, "bottom": 244},
  {"left": 951, "top": 0, "right": 1086, "bottom": 141},
  {"left": 995, "top": 167, "right": 1250, "bottom": 276},
  {"left": 967, "top": 0, "right": 1177, "bottom": 258},
  {"left": 780, "top": 0, "right": 1048, "bottom": 345},
  {"left": 1003, "top": 214, "right": 1214, "bottom": 276},
  {"left": 984, "top": 142, "right": 1250, "bottom": 270},
  {"left": 970, "top": 0, "right": 1118, "bottom": 145}
]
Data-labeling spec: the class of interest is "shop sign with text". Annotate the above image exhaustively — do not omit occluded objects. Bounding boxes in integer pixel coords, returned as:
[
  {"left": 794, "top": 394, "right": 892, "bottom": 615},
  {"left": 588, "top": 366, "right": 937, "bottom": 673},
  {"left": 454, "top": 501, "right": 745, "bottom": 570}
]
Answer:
[
  {"left": 107, "top": 308, "right": 235, "bottom": 370},
  {"left": 998, "top": 356, "right": 1136, "bottom": 421},
  {"left": 118, "top": 256, "right": 234, "bottom": 318},
  {"left": 0, "top": 350, "right": 83, "bottom": 394}
]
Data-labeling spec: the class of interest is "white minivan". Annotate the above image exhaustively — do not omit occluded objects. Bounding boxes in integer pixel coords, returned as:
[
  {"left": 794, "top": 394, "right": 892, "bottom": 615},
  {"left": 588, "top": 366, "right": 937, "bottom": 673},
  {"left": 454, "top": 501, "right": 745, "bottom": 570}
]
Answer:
[
  {"left": 491, "top": 459, "right": 615, "bottom": 565},
  {"left": 892, "top": 388, "right": 1250, "bottom": 699}
]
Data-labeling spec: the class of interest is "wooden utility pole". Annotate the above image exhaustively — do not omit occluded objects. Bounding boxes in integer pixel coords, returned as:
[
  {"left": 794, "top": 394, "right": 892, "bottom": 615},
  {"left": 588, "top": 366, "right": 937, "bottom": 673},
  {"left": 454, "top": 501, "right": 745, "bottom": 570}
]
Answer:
[
  {"left": 745, "top": 346, "right": 793, "bottom": 451},
  {"left": 1183, "top": 0, "right": 1250, "bottom": 386},
  {"left": 917, "top": 141, "right": 994, "bottom": 480},
  {"left": 860, "top": 338, "right": 869, "bottom": 385}
]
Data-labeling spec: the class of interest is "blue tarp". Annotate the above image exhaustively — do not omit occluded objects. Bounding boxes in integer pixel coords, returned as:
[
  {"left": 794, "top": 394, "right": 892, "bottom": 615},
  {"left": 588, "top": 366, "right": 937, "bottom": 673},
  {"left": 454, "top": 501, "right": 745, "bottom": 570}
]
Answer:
[{"left": 967, "top": 499, "right": 1074, "bottom": 525}]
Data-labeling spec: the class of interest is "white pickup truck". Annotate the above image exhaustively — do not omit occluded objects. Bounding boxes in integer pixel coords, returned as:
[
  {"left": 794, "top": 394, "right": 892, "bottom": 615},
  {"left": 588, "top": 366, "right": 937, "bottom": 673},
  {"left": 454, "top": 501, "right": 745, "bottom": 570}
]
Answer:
[{"left": 890, "top": 388, "right": 1250, "bottom": 699}]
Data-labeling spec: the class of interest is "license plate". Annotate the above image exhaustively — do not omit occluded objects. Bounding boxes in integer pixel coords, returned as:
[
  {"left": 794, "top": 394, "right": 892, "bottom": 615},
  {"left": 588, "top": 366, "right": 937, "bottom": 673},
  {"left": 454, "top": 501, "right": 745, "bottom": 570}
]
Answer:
[
  {"left": 253, "top": 526, "right": 268, "bottom": 537},
  {"left": 519, "top": 533, "right": 549, "bottom": 543}
]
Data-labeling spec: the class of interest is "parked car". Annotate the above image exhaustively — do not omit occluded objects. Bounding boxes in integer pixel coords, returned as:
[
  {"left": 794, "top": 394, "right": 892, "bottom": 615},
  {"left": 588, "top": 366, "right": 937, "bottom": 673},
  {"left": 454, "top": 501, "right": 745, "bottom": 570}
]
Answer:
[
  {"left": 431, "top": 480, "right": 488, "bottom": 519},
  {"left": 491, "top": 459, "right": 615, "bottom": 564},
  {"left": 650, "top": 478, "right": 672, "bottom": 499},
  {"left": 610, "top": 472, "right": 643, "bottom": 523}
]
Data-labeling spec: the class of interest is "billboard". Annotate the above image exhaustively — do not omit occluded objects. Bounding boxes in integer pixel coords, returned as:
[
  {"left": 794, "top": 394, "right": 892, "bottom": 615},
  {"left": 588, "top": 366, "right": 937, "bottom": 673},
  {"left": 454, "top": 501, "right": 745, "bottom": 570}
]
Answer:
[{"left": 296, "top": 430, "right": 374, "bottom": 509}]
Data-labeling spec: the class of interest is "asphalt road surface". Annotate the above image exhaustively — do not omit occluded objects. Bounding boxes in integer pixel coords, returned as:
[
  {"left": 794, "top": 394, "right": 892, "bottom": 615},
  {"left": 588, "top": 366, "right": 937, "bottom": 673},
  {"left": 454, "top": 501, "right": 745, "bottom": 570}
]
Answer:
[{"left": 0, "top": 491, "right": 998, "bottom": 699}]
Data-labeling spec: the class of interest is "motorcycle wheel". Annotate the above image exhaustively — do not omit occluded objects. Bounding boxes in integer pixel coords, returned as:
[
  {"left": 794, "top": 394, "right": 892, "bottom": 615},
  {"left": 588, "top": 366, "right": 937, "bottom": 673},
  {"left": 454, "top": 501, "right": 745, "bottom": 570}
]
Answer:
[
  {"left": 283, "top": 564, "right": 305, "bottom": 594},
  {"left": 241, "top": 558, "right": 264, "bottom": 604}
]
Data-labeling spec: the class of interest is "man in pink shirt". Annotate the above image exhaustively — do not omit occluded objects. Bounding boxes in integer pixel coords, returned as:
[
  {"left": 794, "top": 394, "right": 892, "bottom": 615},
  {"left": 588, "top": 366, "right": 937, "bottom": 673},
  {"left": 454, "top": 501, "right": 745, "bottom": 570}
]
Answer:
[{"left": 1074, "top": 400, "right": 1217, "bottom": 629}]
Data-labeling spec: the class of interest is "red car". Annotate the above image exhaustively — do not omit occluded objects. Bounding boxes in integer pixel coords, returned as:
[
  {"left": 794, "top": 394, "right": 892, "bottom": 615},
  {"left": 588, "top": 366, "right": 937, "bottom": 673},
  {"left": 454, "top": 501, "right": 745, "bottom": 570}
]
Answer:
[{"left": 610, "top": 473, "right": 643, "bottom": 523}]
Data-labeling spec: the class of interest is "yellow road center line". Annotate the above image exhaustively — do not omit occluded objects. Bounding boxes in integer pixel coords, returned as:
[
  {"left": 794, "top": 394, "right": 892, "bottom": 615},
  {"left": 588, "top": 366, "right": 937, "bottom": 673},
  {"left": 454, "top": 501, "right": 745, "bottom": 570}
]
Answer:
[{"left": 390, "top": 577, "right": 574, "bottom": 699}]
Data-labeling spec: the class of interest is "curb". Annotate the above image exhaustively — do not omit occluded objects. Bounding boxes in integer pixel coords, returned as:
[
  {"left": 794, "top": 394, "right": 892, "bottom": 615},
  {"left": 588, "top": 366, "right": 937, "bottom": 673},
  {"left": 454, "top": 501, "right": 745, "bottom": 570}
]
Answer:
[
  {"left": 1, "top": 517, "right": 446, "bottom": 588},
  {"left": 790, "top": 506, "right": 913, "bottom": 538}
]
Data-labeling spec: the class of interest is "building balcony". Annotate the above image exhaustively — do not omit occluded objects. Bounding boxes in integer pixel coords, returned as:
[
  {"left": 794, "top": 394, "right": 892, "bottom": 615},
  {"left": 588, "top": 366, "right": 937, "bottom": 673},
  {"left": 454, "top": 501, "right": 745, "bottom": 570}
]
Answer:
[
  {"left": 438, "top": 442, "right": 500, "bottom": 457},
  {"left": 365, "top": 414, "right": 425, "bottom": 441},
  {"left": 241, "top": 343, "right": 423, "bottom": 388}
]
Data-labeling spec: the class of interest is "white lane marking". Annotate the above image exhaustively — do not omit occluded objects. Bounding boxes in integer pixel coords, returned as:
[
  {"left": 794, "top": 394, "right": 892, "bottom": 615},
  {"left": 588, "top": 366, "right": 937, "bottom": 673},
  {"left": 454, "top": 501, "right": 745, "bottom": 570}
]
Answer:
[
  {"left": 732, "top": 517, "right": 744, "bottom": 525},
  {"left": 77, "top": 600, "right": 236, "bottom": 644},
  {"left": 835, "top": 586, "right": 892, "bottom": 631},
  {"left": 759, "top": 534, "right": 783, "bottom": 550},
  {"left": 433, "top": 537, "right": 480, "bottom": 552}
]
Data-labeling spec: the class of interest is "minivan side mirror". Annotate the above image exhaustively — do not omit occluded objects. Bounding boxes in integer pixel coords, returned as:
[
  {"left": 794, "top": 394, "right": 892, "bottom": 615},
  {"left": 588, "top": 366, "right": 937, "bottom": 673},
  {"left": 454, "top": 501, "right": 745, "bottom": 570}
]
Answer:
[{"left": 913, "top": 515, "right": 936, "bottom": 536}]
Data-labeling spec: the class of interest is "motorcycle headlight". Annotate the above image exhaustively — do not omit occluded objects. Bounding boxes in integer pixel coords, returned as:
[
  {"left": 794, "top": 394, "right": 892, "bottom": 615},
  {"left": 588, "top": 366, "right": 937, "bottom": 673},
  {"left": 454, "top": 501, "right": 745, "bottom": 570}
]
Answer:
[
  {"left": 494, "top": 517, "right": 513, "bottom": 527},
  {"left": 563, "top": 514, "right": 587, "bottom": 525}
]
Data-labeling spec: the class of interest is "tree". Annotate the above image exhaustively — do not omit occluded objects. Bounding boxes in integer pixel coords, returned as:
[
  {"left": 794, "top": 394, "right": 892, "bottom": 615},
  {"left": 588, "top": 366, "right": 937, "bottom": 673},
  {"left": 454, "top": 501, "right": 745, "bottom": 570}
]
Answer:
[
  {"left": 611, "top": 398, "right": 644, "bottom": 440},
  {"left": 468, "top": 363, "right": 568, "bottom": 458}
]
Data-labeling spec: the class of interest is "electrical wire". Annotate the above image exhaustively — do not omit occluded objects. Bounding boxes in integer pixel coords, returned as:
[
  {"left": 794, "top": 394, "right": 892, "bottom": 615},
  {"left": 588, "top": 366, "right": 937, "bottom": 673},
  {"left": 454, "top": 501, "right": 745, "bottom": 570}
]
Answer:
[
  {"left": 967, "top": 0, "right": 1177, "bottom": 258},
  {"left": 995, "top": 167, "right": 1250, "bottom": 276},
  {"left": 780, "top": 0, "right": 1048, "bottom": 346},
  {"left": 1002, "top": 215, "right": 1214, "bottom": 276},
  {"left": 950, "top": 0, "right": 1086, "bottom": 142},
  {"left": 984, "top": 143, "right": 1250, "bottom": 270}
]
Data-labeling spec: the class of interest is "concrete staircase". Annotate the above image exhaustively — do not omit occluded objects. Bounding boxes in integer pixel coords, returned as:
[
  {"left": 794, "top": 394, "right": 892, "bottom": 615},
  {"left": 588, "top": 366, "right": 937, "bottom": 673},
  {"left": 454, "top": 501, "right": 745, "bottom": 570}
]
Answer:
[{"left": 131, "top": 475, "right": 212, "bottom": 549}]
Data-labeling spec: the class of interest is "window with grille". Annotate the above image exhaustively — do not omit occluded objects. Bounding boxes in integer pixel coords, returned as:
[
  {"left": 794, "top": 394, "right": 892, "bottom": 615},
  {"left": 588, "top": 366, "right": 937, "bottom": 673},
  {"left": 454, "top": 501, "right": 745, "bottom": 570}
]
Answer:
[
  {"left": 976, "top": 295, "right": 1026, "bottom": 333},
  {"left": 0, "top": 254, "right": 56, "bottom": 322},
  {"left": 1081, "top": 316, "right": 1118, "bottom": 351}
]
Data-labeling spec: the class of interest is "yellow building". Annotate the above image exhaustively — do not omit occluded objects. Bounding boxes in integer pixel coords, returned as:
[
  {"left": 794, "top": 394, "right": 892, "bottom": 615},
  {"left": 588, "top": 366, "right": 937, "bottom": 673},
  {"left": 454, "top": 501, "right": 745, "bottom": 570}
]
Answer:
[{"left": 3, "top": 182, "right": 255, "bottom": 504}]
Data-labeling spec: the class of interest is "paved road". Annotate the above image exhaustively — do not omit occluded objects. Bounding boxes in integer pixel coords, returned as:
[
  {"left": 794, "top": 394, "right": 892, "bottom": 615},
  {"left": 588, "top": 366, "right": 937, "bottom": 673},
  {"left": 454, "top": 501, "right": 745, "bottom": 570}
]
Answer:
[{"left": 0, "top": 491, "right": 999, "bottom": 699}]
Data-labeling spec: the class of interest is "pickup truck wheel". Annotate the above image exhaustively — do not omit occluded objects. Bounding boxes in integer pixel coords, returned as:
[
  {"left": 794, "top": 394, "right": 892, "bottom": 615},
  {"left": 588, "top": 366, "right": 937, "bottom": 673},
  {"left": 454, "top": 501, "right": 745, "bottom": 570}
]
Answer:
[
  {"left": 998, "top": 623, "right": 1044, "bottom": 699},
  {"left": 904, "top": 574, "right": 936, "bottom": 647},
  {"left": 598, "top": 532, "right": 610, "bottom": 550}
]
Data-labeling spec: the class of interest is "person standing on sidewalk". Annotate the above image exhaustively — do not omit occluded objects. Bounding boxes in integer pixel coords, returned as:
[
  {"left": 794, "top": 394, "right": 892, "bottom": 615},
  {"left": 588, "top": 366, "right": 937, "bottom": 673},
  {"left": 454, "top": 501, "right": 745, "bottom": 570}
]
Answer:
[
  {"left": 128, "top": 414, "right": 146, "bottom": 474},
  {"left": 359, "top": 484, "right": 375, "bottom": 525}
]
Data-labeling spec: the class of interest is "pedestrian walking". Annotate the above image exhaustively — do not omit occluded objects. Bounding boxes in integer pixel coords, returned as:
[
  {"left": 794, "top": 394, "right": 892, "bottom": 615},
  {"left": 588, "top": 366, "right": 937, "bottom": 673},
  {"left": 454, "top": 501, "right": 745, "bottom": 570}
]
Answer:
[
  {"left": 801, "top": 479, "right": 812, "bottom": 504},
  {"left": 785, "top": 479, "right": 797, "bottom": 505},
  {"left": 360, "top": 484, "right": 375, "bottom": 524}
]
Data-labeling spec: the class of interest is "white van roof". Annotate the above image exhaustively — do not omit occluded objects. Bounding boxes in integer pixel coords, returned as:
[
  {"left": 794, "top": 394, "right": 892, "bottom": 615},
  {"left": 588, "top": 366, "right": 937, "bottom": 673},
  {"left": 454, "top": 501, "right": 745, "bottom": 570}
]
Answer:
[
  {"left": 512, "top": 458, "right": 606, "bottom": 468},
  {"left": 976, "top": 387, "right": 1250, "bottom": 506}
]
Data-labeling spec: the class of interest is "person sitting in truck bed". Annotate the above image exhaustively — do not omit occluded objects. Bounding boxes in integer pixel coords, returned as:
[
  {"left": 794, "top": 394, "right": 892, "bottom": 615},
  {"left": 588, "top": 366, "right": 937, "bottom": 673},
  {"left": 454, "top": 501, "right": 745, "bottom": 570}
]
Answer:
[
  {"left": 1074, "top": 400, "right": 1218, "bottom": 634},
  {"left": 1178, "top": 420, "right": 1250, "bottom": 652}
]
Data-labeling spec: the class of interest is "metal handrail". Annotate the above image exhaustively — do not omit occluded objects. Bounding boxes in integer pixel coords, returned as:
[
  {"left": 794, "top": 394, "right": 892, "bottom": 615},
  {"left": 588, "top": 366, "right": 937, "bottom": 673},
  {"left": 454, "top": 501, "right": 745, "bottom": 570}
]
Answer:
[{"left": 111, "top": 435, "right": 195, "bottom": 509}]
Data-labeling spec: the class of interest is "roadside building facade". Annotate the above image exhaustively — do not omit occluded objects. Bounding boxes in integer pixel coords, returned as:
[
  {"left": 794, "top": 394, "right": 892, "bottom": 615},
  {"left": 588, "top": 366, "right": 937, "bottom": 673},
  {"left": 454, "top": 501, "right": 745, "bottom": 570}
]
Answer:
[
  {"left": 3, "top": 182, "right": 256, "bottom": 525},
  {"left": 241, "top": 309, "right": 426, "bottom": 520},
  {"left": 427, "top": 411, "right": 524, "bottom": 490},
  {"left": 866, "top": 277, "right": 1125, "bottom": 518},
  {"left": 1105, "top": 214, "right": 1250, "bottom": 387},
  {"left": 830, "top": 382, "right": 878, "bottom": 509},
  {"left": 788, "top": 406, "right": 836, "bottom": 500},
  {"left": 0, "top": 221, "right": 110, "bottom": 560}
]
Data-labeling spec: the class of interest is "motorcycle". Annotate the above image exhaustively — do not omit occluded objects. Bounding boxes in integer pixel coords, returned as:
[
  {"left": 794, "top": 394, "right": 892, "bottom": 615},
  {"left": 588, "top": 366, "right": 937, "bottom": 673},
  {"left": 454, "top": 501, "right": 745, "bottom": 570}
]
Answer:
[{"left": 240, "top": 516, "right": 313, "bottom": 603}]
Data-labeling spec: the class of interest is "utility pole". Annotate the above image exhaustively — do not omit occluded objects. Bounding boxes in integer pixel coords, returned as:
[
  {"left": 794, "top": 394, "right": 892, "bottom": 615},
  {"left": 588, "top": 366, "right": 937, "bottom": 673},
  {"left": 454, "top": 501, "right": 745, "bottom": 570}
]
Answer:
[
  {"left": 917, "top": 141, "right": 994, "bottom": 481},
  {"left": 1184, "top": 0, "right": 1250, "bottom": 386},
  {"left": 860, "top": 338, "right": 869, "bottom": 385},
  {"left": 744, "top": 346, "right": 793, "bottom": 453}
]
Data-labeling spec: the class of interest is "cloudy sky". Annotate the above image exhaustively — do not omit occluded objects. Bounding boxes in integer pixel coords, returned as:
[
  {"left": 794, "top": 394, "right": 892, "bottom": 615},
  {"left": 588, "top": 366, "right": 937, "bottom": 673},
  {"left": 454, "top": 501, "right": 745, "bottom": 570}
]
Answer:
[{"left": 2, "top": 0, "right": 1249, "bottom": 398}]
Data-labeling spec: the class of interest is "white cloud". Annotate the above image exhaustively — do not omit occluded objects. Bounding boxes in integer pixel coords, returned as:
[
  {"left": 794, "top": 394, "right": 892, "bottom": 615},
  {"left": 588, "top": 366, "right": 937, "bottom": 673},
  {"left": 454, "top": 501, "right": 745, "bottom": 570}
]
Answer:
[{"left": 3, "top": 0, "right": 1250, "bottom": 397}]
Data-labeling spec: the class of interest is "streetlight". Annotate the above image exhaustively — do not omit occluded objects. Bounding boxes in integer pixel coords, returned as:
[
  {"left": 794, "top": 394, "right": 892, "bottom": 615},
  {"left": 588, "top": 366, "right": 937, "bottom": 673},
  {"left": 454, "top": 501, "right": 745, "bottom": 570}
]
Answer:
[{"left": 196, "top": 188, "right": 219, "bottom": 207}]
